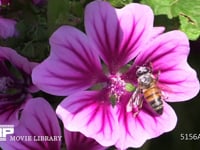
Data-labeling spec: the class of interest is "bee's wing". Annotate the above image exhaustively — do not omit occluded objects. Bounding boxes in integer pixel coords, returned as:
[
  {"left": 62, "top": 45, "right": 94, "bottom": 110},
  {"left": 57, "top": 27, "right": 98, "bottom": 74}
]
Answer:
[
  {"left": 126, "top": 88, "right": 141, "bottom": 112},
  {"left": 126, "top": 98, "right": 134, "bottom": 112}
]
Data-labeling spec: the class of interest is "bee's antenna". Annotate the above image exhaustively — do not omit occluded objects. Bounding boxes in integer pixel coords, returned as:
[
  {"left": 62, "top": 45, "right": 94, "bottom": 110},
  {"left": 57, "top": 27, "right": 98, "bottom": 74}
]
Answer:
[{"left": 135, "top": 65, "right": 140, "bottom": 69}]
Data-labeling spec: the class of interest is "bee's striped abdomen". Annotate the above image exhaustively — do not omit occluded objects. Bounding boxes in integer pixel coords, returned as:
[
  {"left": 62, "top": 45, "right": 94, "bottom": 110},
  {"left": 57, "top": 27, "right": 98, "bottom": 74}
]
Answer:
[{"left": 143, "top": 85, "right": 163, "bottom": 115}]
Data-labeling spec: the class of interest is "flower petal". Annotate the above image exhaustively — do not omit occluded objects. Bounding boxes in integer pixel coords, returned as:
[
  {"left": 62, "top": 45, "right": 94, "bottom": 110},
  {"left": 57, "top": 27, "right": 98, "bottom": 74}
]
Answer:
[
  {"left": 32, "top": 26, "right": 105, "bottom": 96},
  {"left": 56, "top": 91, "right": 119, "bottom": 146},
  {"left": 158, "top": 62, "right": 199, "bottom": 102},
  {"left": 0, "top": 46, "right": 37, "bottom": 76},
  {"left": 64, "top": 130, "right": 106, "bottom": 150},
  {"left": 0, "top": 100, "right": 25, "bottom": 125},
  {"left": 151, "top": 27, "right": 165, "bottom": 40},
  {"left": 116, "top": 102, "right": 177, "bottom": 149},
  {"left": 0, "top": 18, "right": 18, "bottom": 39},
  {"left": 85, "top": 1, "right": 154, "bottom": 72},
  {"left": 127, "top": 31, "right": 200, "bottom": 102},
  {"left": 0, "top": 98, "right": 61, "bottom": 150},
  {"left": 0, "top": 46, "right": 38, "bottom": 93}
]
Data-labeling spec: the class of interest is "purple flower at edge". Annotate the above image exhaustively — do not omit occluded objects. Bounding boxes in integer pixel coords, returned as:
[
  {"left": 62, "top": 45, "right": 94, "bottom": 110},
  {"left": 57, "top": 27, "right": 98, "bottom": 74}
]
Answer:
[
  {"left": 0, "top": 17, "right": 18, "bottom": 39},
  {"left": 0, "top": 0, "right": 10, "bottom": 6},
  {"left": 0, "top": 98, "right": 61, "bottom": 150},
  {"left": 0, "top": 47, "right": 61, "bottom": 150},
  {"left": 0, "top": 46, "right": 38, "bottom": 125},
  {"left": 32, "top": 1, "right": 200, "bottom": 149},
  {"left": 0, "top": 1, "right": 18, "bottom": 39},
  {"left": 32, "top": 0, "right": 47, "bottom": 6}
]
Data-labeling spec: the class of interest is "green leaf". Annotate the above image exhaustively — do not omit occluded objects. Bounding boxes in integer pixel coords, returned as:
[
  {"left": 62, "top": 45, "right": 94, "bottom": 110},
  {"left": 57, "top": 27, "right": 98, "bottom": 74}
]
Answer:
[
  {"left": 179, "top": 15, "right": 200, "bottom": 40},
  {"left": 47, "top": 0, "right": 83, "bottom": 34},
  {"left": 47, "top": 0, "right": 69, "bottom": 34},
  {"left": 141, "top": 0, "right": 175, "bottom": 18},
  {"left": 141, "top": 0, "right": 200, "bottom": 40}
]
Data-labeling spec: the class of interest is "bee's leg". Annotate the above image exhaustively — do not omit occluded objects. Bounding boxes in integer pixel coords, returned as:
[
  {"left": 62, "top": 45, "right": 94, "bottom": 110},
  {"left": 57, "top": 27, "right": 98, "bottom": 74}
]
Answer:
[
  {"left": 155, "top": 70, "right": 161, "bottom": 82},
  {"left": 138, "top": 96, "right": 143, "bottom": 109},
  {"left": 143, "top": 58, "right": 152, "bottom": 67},
  {"left": 133, "top": 111, "right": 139, "bottom": 117},
  {"left": 145, "top": 61, "right": 154, "bottom": 73},
  {"left": 132, "top": 90, "right": 143, "bottom": 117},
  {"left": 161, "top": 90, "right": 168, "bottom": 101},
  {"left": 133, "top": 97, "right": 143, "bottom": 117},
  {"left": 149, "top": 61, "right": 153, "bottom": 69}
]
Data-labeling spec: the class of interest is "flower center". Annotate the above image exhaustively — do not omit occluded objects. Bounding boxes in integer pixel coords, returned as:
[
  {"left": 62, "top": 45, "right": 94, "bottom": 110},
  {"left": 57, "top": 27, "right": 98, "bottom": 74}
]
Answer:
[
  {"left": 0, "top": 76, "right": 13, "bottom": 93},
  {"left": 0, "top": 61, "right": 30, "bottom": 107},
  {"left": 107, "top": 75, "right": 126, "bottom": 106},
  {"left": 0, "top": 76, "right": 27, "bottom": 107}
]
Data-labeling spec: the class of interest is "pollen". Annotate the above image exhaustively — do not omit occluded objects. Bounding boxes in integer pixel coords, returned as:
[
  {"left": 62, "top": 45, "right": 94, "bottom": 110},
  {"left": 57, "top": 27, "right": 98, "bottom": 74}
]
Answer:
[{"left": 107, "top": 75, "right": 126, "bottom": 104}]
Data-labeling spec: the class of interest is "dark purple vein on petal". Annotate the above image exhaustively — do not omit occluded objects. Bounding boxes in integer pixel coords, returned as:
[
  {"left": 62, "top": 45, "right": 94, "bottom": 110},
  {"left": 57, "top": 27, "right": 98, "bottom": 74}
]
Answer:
[
  {"left": 66, "top": 39, "right": 94, "bottom": 71},
  {"left": 24, "top": 126, "right": 46, "bottom": 149},
  {"left": 67, "top": 97, "right": 94, "bottom": 115},
  {"left": 86, "top": 105, "right": 99, "bottom": 126}
]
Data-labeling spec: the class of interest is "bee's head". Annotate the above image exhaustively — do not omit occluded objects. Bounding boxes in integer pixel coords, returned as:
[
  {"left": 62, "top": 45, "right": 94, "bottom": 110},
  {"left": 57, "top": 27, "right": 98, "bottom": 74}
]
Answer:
[{"left": 136, "top": 66, "right": 151, "bottom": 77}]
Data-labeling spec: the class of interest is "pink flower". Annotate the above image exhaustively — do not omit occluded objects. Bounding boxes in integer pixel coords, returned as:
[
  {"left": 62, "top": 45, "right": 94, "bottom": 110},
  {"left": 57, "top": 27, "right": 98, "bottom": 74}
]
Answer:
[
  {"left": 0, "top": 98, "right": 61, "bottom": 150},
  {"left": 0, "top": 47, "right": 61, "bottom": 150},
  {"left": 0, "top": 0, "right": 10, "bottom": 6},
  {"left": 0, "top": 46, "right": 37, "bottom": 125},
  {"left": 32, "top": 1, "right": 200, "bottom": 149},
  {"left": 0, "top": 1, "right": 18, "bottom": 39},
  {"left": 0, "top": 17, "right": 18, "bottom": 39},
  {"left": 65, "top": 130, "right": 106, "bottom": 150}
]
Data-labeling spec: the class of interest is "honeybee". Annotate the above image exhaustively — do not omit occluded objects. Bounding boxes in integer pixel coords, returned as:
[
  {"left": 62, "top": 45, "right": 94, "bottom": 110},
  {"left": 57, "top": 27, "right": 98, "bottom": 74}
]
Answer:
[{"left": 126, "top": 65, "right": 164, "bottom": 116}]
